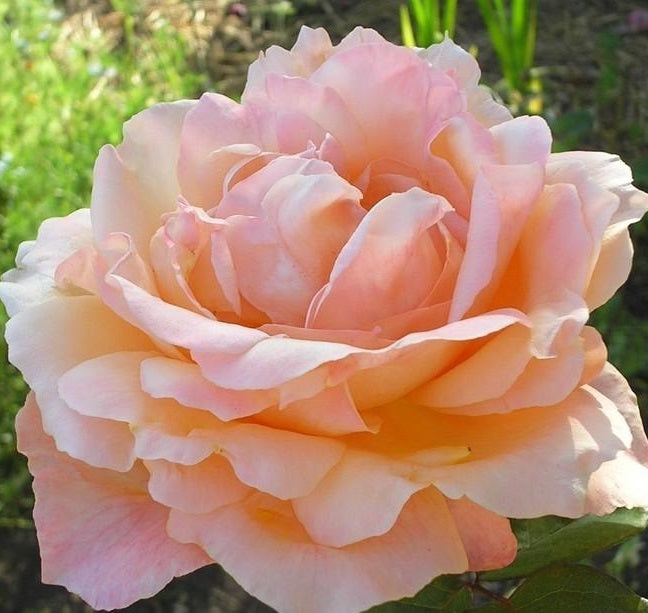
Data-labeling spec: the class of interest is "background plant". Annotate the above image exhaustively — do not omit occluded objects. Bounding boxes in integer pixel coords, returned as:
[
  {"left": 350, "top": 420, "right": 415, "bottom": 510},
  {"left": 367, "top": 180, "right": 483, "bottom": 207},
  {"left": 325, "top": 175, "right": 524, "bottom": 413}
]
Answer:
[
  {"left": 475, "top": 0, "right": 540, "bottom": 111},
  {"left": 400, "top": 0, "right": 458, "bottom": 47}
]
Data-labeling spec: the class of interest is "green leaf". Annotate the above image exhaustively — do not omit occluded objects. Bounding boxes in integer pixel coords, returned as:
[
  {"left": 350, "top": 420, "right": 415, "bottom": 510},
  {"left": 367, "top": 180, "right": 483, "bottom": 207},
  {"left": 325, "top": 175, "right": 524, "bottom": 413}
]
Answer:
[
  {"left": 507, "top": 565, "right": 648, "bottom": 612},
  {"left": 482, "top": 507, "right": 648, "bottom": 581},
  {"left": 366, "top": 575, "right": 472, "bottom": 612}
]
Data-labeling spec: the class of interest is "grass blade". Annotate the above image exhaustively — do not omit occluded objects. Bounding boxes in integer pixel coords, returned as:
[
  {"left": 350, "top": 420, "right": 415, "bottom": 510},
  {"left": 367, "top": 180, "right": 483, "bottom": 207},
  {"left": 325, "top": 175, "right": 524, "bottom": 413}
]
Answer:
[
  {"left": 400, "top": 4, "right": 417, "bottom": 47},
  {"left": 443, "top": 0, "right": 459, "bottom": 38}
]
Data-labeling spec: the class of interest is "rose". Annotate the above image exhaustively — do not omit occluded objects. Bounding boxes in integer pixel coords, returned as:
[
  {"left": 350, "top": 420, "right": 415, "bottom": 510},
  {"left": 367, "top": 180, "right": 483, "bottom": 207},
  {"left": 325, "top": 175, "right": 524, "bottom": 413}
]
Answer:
[{"left": 2, "top": 26, "right": 648, "bottom": 613}]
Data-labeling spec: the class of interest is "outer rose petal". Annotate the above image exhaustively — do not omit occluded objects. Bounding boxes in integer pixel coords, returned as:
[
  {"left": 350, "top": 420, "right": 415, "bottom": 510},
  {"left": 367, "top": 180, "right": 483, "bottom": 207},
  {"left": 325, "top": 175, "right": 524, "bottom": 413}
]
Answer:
[
  {"left": 424, "top": 387, "right": 636, "bottom": 517},
  {"left": 6, "top": 296, "right": 155, "bottom": 470},
  {"left": 586, "top": 363, "right": 648, "bottom": 513},
  {"left": 92, "top": 100, "right": 195, "bottom": 255},
  {"left": 243, "top": 27, "right": 336, "bottom": 98},
  {"left": 16, "top": 394, "right": 210, "bottom": 610},
  {"left": 421, "top": 37, "right": 512, "bottom": 127},
  {"left": 445, "top": 497, "right": 517, "bottom": 571},
  {"left": 168, "top": 487, "right": 469, "bottom": 613},
  {"left": 548, "top": 151, "right": 648, "bottom": 309},
  {"left": 0, "top": 209, "right": 92, "bottom": 316}
]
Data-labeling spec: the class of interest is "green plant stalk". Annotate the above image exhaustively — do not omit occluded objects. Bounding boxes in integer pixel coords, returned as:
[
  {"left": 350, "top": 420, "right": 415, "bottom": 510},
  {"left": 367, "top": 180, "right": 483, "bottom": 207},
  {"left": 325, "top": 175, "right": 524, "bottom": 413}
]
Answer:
[
  {"left": 443, "top": 0, "right": 458, "bottom": 37},
  {"left": 400, "top": 0, "right": 460, "bottom": 47},
  {"left": 476, "top": 0, "right": 537, "bottom": 93},
  {"left": 400, "top": 4, "right": 417, "bottom": 47}
]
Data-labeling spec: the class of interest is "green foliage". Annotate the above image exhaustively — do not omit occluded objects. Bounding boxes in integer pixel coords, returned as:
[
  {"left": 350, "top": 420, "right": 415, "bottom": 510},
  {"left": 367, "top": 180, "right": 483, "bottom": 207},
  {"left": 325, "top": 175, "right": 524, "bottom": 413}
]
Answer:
[
  {"left": 400, "top": 0, "right": 458, "bottom": 47},
  {"left": 475, "top": 0, "right": 537, "bottom": 95},
  {"left": 367, "top": 575, "right": 472, "bottom": 612},
  {"left": 474, "top": 565, "right": 648, "bottom": 612},
  {"left": 482, "top": 508, "right": 648, "bottom": 581}
]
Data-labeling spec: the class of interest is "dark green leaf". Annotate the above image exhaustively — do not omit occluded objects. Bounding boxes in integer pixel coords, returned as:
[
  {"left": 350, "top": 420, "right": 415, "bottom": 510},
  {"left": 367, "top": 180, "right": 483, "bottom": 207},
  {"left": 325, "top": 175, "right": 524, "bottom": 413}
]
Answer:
[
  {"left": 506, "top": 564, "right": 648, "bottom": 612},
  {"left": 366, "top": 575, "right": 472, "bottom": 612},
  {"left": 482, "top": 507, "right": 648, "bottom": 581}
]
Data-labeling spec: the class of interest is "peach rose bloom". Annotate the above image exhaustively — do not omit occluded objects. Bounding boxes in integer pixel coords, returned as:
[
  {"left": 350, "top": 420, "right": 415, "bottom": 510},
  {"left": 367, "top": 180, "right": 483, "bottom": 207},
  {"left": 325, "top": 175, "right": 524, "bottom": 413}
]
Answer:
[{"left": 3, "top": 27, "right": 648, "bottom": 613}]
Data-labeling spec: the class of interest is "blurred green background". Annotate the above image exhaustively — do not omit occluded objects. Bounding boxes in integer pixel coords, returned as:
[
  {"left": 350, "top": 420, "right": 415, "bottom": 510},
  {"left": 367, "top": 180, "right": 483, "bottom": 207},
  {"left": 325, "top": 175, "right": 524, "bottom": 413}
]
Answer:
[{"left": 0, "top": 0, "right": 647, "bottom": 610}]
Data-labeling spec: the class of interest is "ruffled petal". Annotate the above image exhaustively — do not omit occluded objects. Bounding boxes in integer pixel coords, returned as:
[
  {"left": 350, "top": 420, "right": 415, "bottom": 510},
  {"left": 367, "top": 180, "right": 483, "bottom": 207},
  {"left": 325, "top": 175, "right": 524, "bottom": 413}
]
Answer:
[
  {"left": 92, "top": 100, "right": 195, "bottom": 255},
  {"left": 445, "top": 496, "right": 517, "bottom": 571},
  {"left": 16, "top": 394, "right": 209, "bottom": 610},
  {"left": 168, "top": 487, "right": 469, "bottom": 613},
  {"left": 586, "top": 363, "right": 648, "bottom": 513},
  {"left": 0, "top": 209, "right": 93, "bottom": 316},
  {"left": 6, "top": 297, "right": 155, "bottom": 470},
  {"left": 308, "top": 188, "right": 450, "bottom": 330},
  {"left": 422, "top": 386, "right": 635, "bottom": 517},
  {"left": 146, "top": 455, "right": 251, "bottom": 513}
]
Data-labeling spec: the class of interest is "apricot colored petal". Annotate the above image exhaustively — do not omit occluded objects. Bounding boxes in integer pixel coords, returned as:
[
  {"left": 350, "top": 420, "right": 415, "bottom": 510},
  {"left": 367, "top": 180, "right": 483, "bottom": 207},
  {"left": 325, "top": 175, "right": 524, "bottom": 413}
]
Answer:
[
  {"left": 141, "top": 356, "right": 275, "bottom": 420},
  {"left": 310, "top": 42, "right": 463, "bottom": 168},
  {"left": 525, "top": 186, "right": 597, "bottom": 308},
  {"left": 244, "top": 27, "right": 334, "bottom": 98},
  {"left": 292, "top": 449, "right": 426, "bottom": 547},
  {"left": 245, "top": 74, "right": 367, "bottom": 177},
  {"left": 196, "top": 309, "right": 525, "bottom": 397},
  {"left": 308, "top": 188, "right": 449, "bottom": 330},
  {"left": 429, "top": 114, "right": 497, "bottom": 203},
  {"left": 432, "top": 326, "right": 605, "bottom": 416},
  {"left": 411, "top": 323, "right": 531, "bottom": 407},
  {"left": 491, "top": 115, "right": 552, "bottom": 166},
  {"left": 224, "top": 162, "right": 363, "bottom": 326},
  {"left": 58, "top": 351, "right": 223, "bottom": 467},
  {"left": 91, "top": 100, "right": 194, "bottom": 255},
  {"left": 146, "top": 456, "right": 251, "bottom": 514},
  {"left": 581, "top": 153, "right": 647, "bottom": 308},
  {"left": 256, "top": 383, "right": 376, "bottom": 436},
  {"left": 550, "top": 151, "right": 648, "bottom": 227},
  {"left": 586, "top": 228, "right": 635, "bottom": 310},
  {"left": 445, "top": 497, "right": 516, "bottom": 571},
  {"left": 585, "top": 363, "right": 648, "bottom": 513},
  {"left": 422, "top": 38, "right": 512, "bottom": 127},
  {"left": 215, "top": 423, "right": 344, "bottom": 499},
  {"left": 450, "top": 162, "right": 544, "bottom": 320},
  {"left": 427, "top": 387, "right": 634, "bottom": 518},
  {"left": 99, "top": 272, "right": 265, "bottom": 354},
  {"left": 6, "top": 297, "right": 154, "bottom": 470},
  {"left": 177, "top": 93, "right": 264, "bottom": 207},
  {"left": 149, "top": 206, "right": 223, "bottom": 317},
  {"left": 16, "top": 394, "right": 209, "bottom": 610},
  {"left": 168, "top": 488, "right": 468, "bottom": 613},
  {"left": 0, "top": 209, "right": 93, "bottom": 315}
]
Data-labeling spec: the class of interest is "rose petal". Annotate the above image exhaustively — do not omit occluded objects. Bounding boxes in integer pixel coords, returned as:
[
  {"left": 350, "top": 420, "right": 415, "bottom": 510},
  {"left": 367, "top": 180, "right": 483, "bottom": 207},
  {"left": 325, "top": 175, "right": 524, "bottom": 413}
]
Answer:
[
  {"left": 6, "top": 297, "right": 155, "bottom": 470},
  {"left": 168, "top": 487, "right": 468, "bottom": 613},
  {"left": 177, "top": 93, "right": 265, "bottom": 208},
  {"left": 222, "top": 157, "right": 363, "bottom": 325},
  {"left": 92, "top": 100, "right": 195, "bottom": 255},
  {"left": 0, "top": 209, "right": 93, "bottom": 316},
  {"left": 140, "top": 356, "right": 275, "bottom": 421},
  {"left": 586, "top": 363, "right": 648, "bottom": 513},
  {"left": 421, "top": 37, "right": 512, "bottom": 127},
  {"left": 215, "top": 423, "right": 345, "bottom": 499},
  {"left": 450, "top": 162, "right": 544, "bottom": 320},
  {"left": 445, "top": 497, "right": 517, "bottom": 571},
  {"left": 146, "top": 455, "right": 251, "bottom": 513},
  {"left": 16, "top": 394, "right": 209, "bottom": 610},
  {"left": 292, "top": 450, "right": 425, "bottom": 547},
  {"left": 307, "top": 188, "right": 450, "bottom": 330},
  {"left": 421, "top": 387, "right": 635, "bottom": 517}
]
